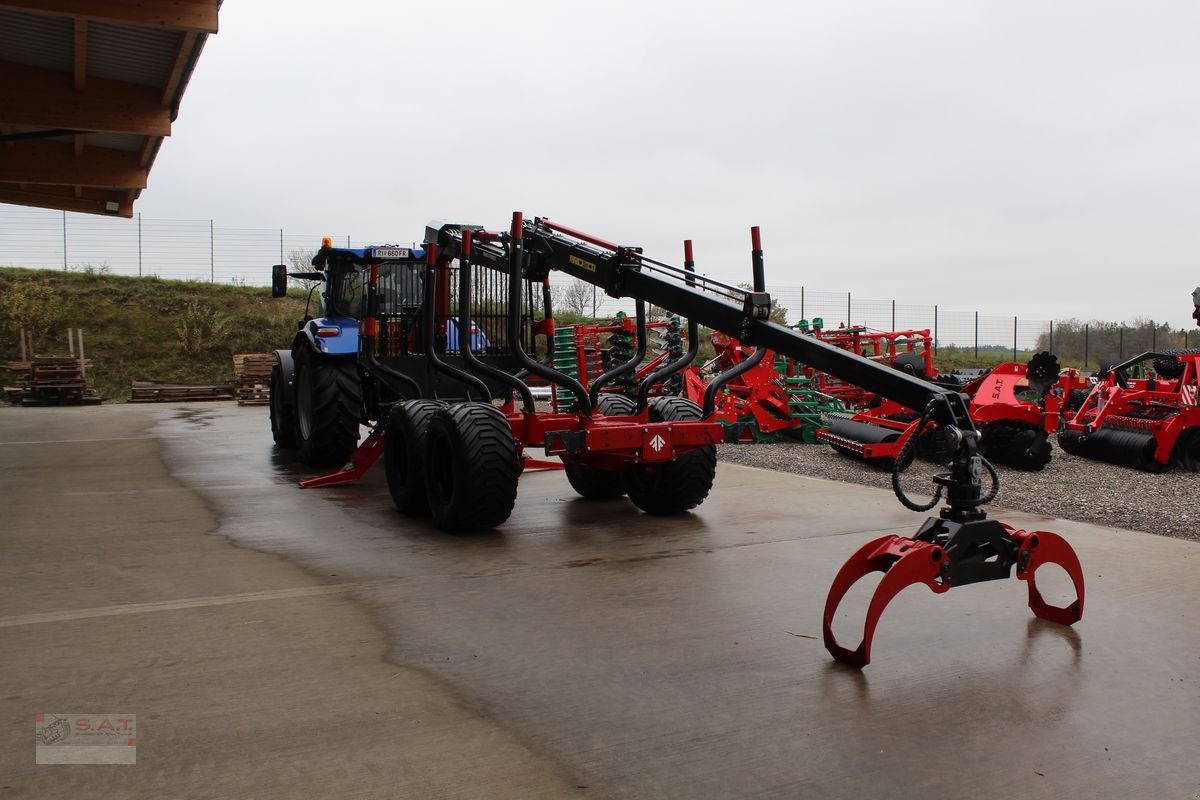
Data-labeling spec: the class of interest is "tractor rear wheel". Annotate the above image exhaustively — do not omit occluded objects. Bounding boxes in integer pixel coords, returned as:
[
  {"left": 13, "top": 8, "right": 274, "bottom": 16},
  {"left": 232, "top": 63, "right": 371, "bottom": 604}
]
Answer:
[
  {"left": 385, "top": 399, "right": 445, "bottom": 515},
  {"left": 424, "top": 403, "right": 520, "bottom": 531},
  {"left": 294, "top": 351, "right": 361, "bottom": 468},
  {"left": 624, "top": 397, "right": 717, "bottom": 515},
  {"left": 269, "top": 364, "right": 297, "bottom": 448},
  {"left": 564, "top": 393, "right": 637, "bottom": 500}
]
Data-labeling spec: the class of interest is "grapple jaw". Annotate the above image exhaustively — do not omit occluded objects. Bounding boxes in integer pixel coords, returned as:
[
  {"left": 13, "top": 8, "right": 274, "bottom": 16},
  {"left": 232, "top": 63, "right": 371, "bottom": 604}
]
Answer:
[{"left": 822, "top": 519, "right": 1085, "bottom": 668}]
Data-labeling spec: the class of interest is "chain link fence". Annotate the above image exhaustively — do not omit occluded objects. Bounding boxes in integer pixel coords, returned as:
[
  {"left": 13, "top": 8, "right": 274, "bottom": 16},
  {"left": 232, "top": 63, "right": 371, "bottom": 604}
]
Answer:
[{"left": 2, "top": 205, "right": 1194, "bottom": 365}]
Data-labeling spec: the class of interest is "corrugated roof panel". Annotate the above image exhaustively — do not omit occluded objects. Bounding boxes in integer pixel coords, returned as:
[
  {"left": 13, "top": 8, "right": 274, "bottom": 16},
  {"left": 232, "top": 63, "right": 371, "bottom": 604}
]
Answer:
[
  {"left": 88, "top": 22, "right": 181, "bottom": 88},
  {"left": 85, "top": 132, "right": 145, "bottom": 153},
  {"left": 0, "top": 11, "right": 72, "bottom": 73}
]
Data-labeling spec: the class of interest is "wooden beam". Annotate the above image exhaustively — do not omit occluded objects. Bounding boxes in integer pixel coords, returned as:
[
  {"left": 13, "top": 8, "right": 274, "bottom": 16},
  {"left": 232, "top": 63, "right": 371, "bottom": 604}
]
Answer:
[
  {"left": 0, "top": 186, "right": 133, "bottom": 217},
  {"left": 137, "top": 135, "right": 159, "bottom": 168},
  {"left": 161, "top": 30, "right": 198, "bottom": 105},
  {"left": 74, "top": 18, "right": 88, "bottom": 91},
  {"left": 0, "top": 60, "right": 170, "bottom": 136},
  {"left": 0, "top": 139, "right": 148, "bottom": 188},
  {"left": 0, "top": 0, "right": 218, "bottom": 33}
]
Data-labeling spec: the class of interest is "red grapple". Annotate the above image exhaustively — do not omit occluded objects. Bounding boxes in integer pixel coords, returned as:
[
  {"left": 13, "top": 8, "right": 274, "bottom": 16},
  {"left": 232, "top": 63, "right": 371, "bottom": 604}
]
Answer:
[{"left": 823, "top": 526, "right": 1084, "bottom": 669}]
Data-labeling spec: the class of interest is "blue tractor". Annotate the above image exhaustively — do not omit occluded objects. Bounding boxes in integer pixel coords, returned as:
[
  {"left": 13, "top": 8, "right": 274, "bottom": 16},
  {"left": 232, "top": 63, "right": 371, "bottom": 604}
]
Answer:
[{"left": 269, "top": 236, "right": 493, "bottom": 467}]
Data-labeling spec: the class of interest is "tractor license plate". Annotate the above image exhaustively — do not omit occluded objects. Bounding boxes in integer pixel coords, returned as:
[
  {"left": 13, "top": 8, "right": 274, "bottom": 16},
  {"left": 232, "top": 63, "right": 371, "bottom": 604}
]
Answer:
[{"left": 371, "top": 248, "right": 410, "bottom": 259}]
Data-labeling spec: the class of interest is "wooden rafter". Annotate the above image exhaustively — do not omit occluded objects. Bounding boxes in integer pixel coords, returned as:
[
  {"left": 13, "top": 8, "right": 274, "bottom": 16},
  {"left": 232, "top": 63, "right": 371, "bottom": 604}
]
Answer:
[
  {"left": 0, "top": 139, "right": 148, "bottom": 188},
  {"left": 0, "top": 0, "right": 218, "bottom": 33},
  {"left": 0, "top": 60, "right": 170, "bottom": 137},
  {"left": 161, "top": 30, "right": 199, "bottom": 105},
  {"left": 0, "top": 186, "right": 133, "bottom": 217}
]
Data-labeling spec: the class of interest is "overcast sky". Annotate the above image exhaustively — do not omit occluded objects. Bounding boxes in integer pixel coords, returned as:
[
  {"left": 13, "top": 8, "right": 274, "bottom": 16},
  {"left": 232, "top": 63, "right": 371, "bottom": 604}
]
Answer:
[{"left": 136, "top": 0, "right": 1200, "bottom": 328}]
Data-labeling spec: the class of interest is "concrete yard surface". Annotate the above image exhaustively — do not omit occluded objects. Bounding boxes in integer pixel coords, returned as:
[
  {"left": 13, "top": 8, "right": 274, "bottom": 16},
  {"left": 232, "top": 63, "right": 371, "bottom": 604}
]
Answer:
[{"left": 0, "top": 402, "right": 1197, "bottom": 799}]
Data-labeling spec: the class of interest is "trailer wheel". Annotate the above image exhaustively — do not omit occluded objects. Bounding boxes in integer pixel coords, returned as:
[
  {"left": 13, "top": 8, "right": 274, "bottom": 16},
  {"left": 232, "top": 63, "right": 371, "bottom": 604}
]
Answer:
[
  {"left": 295, "top": 350, "right": 361, "bottom": 467},
  {"left": 269, "top": 364, "right": 297, "bottom": 448},
  {"left": 385, "top": 399, "right": 445, "bottom": 515},
  {"left": 564, "top": 393, "right": 637, "bottom": 500},
  {"left": 624, "top": 397, "right": 716, "bottom": 515},
  {"left": 424, "top": 403, "right": 520, "bottom": 531}
]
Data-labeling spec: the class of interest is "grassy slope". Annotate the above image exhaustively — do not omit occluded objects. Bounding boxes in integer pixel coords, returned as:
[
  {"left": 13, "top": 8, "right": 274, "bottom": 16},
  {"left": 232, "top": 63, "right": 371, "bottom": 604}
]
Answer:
[{"left": 1, "top": 268, "right": 307, "bottom": 400}]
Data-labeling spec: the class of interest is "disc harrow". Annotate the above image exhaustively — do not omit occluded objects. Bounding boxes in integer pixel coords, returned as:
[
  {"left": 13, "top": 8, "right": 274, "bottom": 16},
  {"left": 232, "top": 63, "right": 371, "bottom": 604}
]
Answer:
[{"left": 1058, "top": 350, "right": 1200, "bottom": 472}]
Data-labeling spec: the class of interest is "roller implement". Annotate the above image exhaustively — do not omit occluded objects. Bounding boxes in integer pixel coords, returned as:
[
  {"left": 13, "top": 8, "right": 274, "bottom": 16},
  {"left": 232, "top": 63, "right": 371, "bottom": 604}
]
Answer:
[
  {"left": 1058, "top": 350, "right": 1200, "bottom": 471},
  {"left": 275, "top": 212, "right": 1084, "bottom": 668},
  {"left": 819, "top": 353, "right": 1064, "bottom": 472}
]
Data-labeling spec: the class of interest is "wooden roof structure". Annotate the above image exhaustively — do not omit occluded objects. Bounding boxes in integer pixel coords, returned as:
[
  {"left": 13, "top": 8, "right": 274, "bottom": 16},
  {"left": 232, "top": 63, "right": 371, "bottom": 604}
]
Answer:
[{"left": 0, "top": 1, "right": 221, "bottom": 217}]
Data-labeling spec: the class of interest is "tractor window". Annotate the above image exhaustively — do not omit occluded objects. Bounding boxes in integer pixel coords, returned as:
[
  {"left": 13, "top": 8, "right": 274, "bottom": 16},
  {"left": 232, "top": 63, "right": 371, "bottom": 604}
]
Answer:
[
  {"left": 377, "top": 261, "right": 425, "bottom": 315},
  {"left": 326, "top": 268, "right": 364, "bottom": 318}
]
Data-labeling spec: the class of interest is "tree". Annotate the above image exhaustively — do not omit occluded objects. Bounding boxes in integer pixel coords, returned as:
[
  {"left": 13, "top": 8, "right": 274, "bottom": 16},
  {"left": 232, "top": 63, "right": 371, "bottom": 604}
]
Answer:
[
  {"left": 552, "top": 279, "right": 598, "bottom": 318},
  {"left": 738, "top": 283, "right": 789, "bottom": 326},
  {"left": 0, "top": 280, "right": 60, "bottom": 339}
]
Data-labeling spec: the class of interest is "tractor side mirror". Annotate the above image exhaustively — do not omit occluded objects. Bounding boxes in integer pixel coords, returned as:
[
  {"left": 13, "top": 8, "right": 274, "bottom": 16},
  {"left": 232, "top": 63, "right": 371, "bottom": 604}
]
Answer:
[{"left": 271, "top": 264, "right": 288, "bottom": 298}]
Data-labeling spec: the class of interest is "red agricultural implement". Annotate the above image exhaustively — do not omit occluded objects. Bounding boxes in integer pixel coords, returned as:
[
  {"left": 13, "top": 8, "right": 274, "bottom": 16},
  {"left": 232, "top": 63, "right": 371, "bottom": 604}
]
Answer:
[
  {"left": 550, "top": 313, "right": 682, "bottom": 409},
  {"left": 798, "top": 324, "right": 936, "bottom": 409},
  {"left": 279, "top": 212, "right": 1083, "bottom": 668},
  {"left": 1058, "top": 350, "right": 1200, "bottom": 471},
  {"left": 681, "top": 332, "right": 843, "bottom": 442}
]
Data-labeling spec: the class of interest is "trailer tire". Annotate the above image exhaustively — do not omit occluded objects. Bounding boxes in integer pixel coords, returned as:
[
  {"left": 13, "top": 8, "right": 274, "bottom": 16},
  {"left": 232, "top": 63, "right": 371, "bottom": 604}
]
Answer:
[
  {"left": 624, "top": 397, "right": 716, "bottom": 515},
  {"left": 295, "top": 350, "right": 361, "bottom": 468},
  {"left": 269, "top": 364, "right": 297, "bottom": 448},
  {"left": 424, "top": 403, "right": 520, "bottom": 531},
  {"left": 385, "top": 399, "right": 445, "bottom": 515},
  {"left": 564, "top": 393, "right": 637, "bottom": 500}
]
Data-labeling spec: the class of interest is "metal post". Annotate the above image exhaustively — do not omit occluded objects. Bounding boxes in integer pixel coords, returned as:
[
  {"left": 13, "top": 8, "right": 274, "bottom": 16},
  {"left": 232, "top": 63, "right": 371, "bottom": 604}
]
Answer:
[
  {"left": 67, "top": 327, "right": 74, "bottom": 356},
  {"left": 77, "top": 329, "right": 86, "bottom": 381},
  {"left": 137, "top": 212, "right": 142, "bottom": 277},
  {"left": 62, "top": 210, "right": 67, "bottom": 270},
  {"left": 1012, "top": 316, "right": 1017, "bottom": 361},
  {"left": 933, "top": 305, "right": 938, "bottom": 355},
  {"left": 209, "top": 219, "right": 215, "bottom": 282},
  {"left": 800, "top": 287, "right": 805, "bottom": 321},
  {"left": 346, "top": 235, "right": 351, "bottom": 248},
  {"left": 974, "top": 311, "right": 979, "bottom": 360},
  {"left": 846, "top": 292, "right": 851, "bottom": 327},
  {"left": 891, "top": 299, "right": 896, "bottom": 330},
  {"left": 592, "top": 285, "right": 597, "bottom": 318},
  {"left": 1151, "top": 321, "right": 1156, "bottom": 351}
]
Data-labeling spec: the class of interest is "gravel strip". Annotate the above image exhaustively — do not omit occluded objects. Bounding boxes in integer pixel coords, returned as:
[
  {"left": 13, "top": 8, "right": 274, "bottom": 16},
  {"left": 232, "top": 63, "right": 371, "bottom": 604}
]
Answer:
[{"left": 717, "top": 441, "right": 1198, "bottom": 542}]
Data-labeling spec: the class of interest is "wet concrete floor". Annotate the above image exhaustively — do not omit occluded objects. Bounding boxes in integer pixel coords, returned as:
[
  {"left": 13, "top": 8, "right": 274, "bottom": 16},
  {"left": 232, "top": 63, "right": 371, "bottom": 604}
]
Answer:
[{"left": 3, "top": 402, "right": 1198, "bottom": 798}]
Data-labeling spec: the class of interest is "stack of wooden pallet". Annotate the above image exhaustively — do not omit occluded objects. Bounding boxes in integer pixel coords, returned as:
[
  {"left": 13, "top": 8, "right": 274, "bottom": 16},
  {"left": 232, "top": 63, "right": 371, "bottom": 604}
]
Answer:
[
  {"left": 232, "top": 353, "right": 274, "bottom": 405},
  {"left": 4, "top": 356, "right": 101, "bottom": 406},
  {"left": 129, "top": 381, "right": 235, "bottom": 403}
]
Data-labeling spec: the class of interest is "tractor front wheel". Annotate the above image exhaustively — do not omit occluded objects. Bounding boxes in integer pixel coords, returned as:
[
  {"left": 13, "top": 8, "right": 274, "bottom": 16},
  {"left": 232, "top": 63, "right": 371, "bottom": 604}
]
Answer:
[
  {"left": 624, "top": 397, "right": 716, "bottom": 515},
  {"left": 385, "top": 399, "right": 445, "bottom": 515},
  {"left": 294, "top": 350, "right": 361, "bottom": 468},
  {"left": 564, "top": 393, "right": 637, "bottom": 500},
  {"left": 424, "top": 403, "right": 520, "bottom": 531},
  {"left": 269, "top": 363, "right": 297, "bottom": 448}
]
